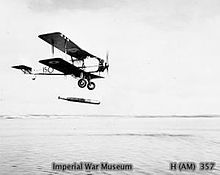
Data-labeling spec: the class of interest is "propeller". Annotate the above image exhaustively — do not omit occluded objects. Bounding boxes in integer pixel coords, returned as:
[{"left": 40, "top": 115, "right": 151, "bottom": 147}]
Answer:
[{"left": 105, "top": 51, "right": 109, "bottom": 74}]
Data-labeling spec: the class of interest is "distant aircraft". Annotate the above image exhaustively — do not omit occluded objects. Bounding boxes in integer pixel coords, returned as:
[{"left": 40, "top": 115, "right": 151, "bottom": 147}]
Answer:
[{"left": 12, "top": 32, "right": 109, "bottom": 90}]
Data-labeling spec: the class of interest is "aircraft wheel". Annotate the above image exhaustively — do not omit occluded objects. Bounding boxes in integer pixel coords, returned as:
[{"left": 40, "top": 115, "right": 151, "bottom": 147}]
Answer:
[
  {"left": 78, "top": 79, "right": 87, "bottom": 88},
  {"left": 87, "top": 82, "right": 96, "bottom": 90}
]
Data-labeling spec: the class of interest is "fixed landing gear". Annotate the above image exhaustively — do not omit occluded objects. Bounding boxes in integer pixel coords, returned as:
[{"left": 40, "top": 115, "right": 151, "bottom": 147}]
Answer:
[
  {"left": 87, "top": 82, "right": 96, "bottom": 90},
  {"left": 78, "top": 79, "right": 87, "bottom": 88},
  {"left": 32, "top": 75, "right": 36, "bottom": 80},
  {"left": 77, "top": 79, "right": 96, "bottom": 90}
]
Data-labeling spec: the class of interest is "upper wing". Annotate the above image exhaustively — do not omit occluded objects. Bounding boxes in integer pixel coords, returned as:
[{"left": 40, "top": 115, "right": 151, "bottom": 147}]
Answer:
[
  {"left": 39, "top": 58, "right": 103, "bottom": 79},
  {"left": 38, "top": 32, "right": 99, "bottom": 60}
]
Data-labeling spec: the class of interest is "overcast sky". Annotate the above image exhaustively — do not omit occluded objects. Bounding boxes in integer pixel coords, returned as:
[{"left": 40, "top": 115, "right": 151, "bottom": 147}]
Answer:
[{"left": 1, "top": 0, "right": 220, "bottom": 115}]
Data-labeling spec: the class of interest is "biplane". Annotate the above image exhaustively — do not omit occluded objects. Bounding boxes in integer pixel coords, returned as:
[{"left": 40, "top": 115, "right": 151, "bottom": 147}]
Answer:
[{"left": 12, "top": 32, "right": 109, "bottom": 90}]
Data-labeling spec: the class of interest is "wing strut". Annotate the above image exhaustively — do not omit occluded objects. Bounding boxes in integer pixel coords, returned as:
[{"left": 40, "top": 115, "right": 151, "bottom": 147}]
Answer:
[
  {"left": 51, "top": 39, "right": 54, "bottom": 56},
  {"left": 64, "top": 38, "right": 67, "bottom": 54}
]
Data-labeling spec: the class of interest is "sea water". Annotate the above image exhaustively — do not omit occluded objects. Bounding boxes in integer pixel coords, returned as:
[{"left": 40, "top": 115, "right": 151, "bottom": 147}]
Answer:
[{"left": 0, "top": 115, "right": 220, "bottom": 175}]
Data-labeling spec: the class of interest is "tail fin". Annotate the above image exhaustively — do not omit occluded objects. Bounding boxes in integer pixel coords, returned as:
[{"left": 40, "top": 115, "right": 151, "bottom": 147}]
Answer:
[{"left": 12, "top": 65, "right": 32, "bottom": 74}]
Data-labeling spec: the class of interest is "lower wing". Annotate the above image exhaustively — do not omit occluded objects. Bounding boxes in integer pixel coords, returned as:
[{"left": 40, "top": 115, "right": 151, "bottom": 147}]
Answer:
[{"left": 39, "top": 58, "right": 103, "bottom": 79}]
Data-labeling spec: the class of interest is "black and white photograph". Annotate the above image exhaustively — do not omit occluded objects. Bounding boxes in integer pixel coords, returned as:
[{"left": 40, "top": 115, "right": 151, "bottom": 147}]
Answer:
[{"left": 0, "top": 0, "right": 220, "bottom": 174}]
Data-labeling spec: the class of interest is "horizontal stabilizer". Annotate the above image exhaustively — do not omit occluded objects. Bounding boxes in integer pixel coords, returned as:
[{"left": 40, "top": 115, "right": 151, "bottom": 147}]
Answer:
[
  {"left": 12, "top": 65, "right": 32, "bottom": 74},
  {"left": 58, "top": 96, "right": 100, "bottom": 105}
]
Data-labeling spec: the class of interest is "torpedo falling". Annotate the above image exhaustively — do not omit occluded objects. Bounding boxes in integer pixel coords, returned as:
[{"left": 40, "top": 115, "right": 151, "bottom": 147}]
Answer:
[{"left": 58, "top": 96, "right": 100, "bottom": 105}]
